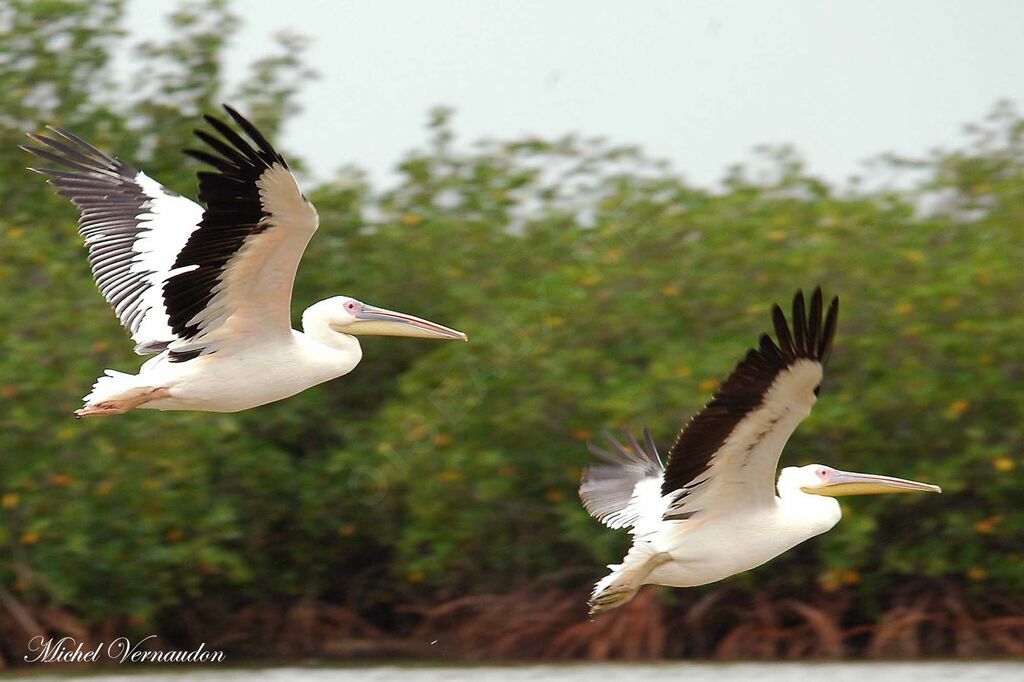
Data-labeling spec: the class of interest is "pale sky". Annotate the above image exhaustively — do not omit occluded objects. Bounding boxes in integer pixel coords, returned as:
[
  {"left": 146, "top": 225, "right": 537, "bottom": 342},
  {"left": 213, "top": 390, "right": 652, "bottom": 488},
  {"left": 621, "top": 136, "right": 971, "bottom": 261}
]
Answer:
[{"left": 126, "top": 1, "right": 1024, "bottom": 189}]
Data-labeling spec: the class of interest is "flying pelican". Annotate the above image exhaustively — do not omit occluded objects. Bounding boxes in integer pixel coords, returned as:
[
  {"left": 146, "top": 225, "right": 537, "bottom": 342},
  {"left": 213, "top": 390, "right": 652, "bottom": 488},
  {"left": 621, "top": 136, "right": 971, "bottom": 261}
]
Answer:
[
  {"left": 579, "top": 288, "right": 940, "bottom": 614},
  {"left": 23, "top": 106, "right": 466, "bottom": 417}
]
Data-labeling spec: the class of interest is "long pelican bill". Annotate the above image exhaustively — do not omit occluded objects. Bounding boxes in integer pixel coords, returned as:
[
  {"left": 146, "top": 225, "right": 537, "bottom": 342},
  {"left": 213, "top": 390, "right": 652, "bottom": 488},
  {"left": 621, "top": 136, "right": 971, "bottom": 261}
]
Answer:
[
  {"left": 340, "top": 304, "right": 468, "bottom": 341},
  {"left": 806, "top": 469, "right": 942, "bottom": 497}
]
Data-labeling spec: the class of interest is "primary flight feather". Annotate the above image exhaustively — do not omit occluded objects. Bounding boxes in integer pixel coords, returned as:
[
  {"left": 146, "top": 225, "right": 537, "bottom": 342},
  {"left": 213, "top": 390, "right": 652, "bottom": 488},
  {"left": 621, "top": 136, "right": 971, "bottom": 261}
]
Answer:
[
  {"left": 580, "top": 288, "right": 940, "bottom": 614},
  {"left": 24, "top": 106, "right": 466, "bottom": 417}
]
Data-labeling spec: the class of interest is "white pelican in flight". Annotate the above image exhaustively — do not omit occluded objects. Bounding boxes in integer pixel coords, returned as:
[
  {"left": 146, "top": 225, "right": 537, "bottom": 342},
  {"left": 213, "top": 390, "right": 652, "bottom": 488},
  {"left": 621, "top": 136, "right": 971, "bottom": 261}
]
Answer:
[
  {"left": 579, "top": 288, "right": 941, "bottom": 614},
  {"left": 23, "top": 106, "right": 466, "bottom": 417}
]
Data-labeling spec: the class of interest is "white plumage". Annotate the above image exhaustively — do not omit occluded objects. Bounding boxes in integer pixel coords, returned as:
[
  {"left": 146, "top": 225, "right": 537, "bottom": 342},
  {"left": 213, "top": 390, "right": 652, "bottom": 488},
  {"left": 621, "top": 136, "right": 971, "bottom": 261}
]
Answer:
[
  {"left": 580, "top": 289, "right": 941, "bottom": 614},
  {"left": 123, "top": 172, "right": 205, "bottom": 351},
  {"left": 25, "top": 106, "right": 466, "bottom": 417}
]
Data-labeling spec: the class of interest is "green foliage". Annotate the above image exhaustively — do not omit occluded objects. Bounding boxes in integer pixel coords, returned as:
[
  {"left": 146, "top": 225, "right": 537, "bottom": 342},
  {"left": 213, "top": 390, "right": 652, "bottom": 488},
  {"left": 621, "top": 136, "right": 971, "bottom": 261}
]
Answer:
[
  {"left": 350, "top": 117, "right": 1024, "bottom": 600},
  {"left": 0, "top": 0, "right": 1021, "bottom": 635}
]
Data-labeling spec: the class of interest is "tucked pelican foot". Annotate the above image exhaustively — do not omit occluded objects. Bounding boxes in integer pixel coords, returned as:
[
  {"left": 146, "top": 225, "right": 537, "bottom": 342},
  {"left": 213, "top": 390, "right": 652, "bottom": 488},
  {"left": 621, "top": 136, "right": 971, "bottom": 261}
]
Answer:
[
  {"left": 589, "top": 548, "right": 672, "bottom": 615},
  {"left": 75, "top": 387, "right": 171, "bottom": 418},
  {"left": 577, "top": 289, "right": 941, "bottom": 610},
  {"left": 589, "top": 585, "right": 640, "bottom": 615},
  {"left": 24, "top": 107, "right": 467, "bottom": 417}
]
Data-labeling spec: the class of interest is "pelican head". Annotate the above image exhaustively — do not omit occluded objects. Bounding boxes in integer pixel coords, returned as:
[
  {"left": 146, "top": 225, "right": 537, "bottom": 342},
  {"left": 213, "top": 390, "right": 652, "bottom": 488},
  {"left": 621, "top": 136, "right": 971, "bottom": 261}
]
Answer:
[
  {"left": 783, "top": 464, "right": 941, "bottom": 497},
  {"left": 304, "top": 296, "right": 467, "bottom": 342}
]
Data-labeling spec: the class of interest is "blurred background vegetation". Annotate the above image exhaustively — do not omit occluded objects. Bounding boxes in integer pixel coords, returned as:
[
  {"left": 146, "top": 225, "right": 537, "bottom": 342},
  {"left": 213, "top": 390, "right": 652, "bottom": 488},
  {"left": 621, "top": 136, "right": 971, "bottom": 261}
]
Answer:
[{"left": 0, "top": 0, "right": 1022, "bottom": 663}]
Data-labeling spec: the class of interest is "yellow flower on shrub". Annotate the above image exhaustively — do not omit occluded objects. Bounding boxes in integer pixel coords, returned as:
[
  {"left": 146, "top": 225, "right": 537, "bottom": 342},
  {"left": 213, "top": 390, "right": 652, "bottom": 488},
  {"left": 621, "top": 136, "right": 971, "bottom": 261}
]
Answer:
[
  {"left": 602, "top": 248, "right": 622, "bottom": 264},
  {"left": 818, "top": 570, "right": 841, "bottom": 592},
  {"left": 945, "top": 400, "right": 969, "bottom": 419},
  {"left": 840, "top": 569, "right": 861, "bottom": 585},
  {"left": 974, "top": 516, "right": 1001, "bottom": 534},
  {"left": 545, "top": 489, "right": 565, "bottom": 503}
]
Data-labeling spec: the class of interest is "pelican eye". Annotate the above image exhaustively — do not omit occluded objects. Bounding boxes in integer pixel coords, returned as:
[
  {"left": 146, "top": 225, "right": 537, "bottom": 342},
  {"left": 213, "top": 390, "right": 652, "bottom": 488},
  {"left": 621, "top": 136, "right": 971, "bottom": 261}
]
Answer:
[{"left": 345, "top": 301, "right": 359, "bottom": 312}]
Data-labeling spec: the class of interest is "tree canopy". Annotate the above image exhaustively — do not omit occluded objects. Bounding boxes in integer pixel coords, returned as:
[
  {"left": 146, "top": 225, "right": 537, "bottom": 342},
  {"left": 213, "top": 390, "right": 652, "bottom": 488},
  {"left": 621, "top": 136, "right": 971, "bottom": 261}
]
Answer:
[{"left": 0, "top": 0, "right": 1021, "bottom": 661}]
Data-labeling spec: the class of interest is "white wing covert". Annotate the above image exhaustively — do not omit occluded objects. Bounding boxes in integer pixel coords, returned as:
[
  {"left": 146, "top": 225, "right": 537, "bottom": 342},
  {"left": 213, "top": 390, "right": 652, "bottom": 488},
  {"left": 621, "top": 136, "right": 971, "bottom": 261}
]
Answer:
[
  {"left": 163, "top": 105, "right": 320, "bottom": 360},
  {"left": 22, "top": 129, "right": 203, "bottom": 354},
  {"left": 579, "top": 428, "right": 666, "bottom": 532},
  {"left": 24, "top": 105, "right": 319, "bottom": 363},
  {"left": 660, "top": 289, "right": 839, "bottom": 522}
]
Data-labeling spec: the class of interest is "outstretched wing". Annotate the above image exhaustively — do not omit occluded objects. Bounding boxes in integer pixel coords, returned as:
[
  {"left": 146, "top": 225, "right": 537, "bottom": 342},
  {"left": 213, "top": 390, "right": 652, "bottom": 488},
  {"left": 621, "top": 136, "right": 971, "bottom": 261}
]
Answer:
[
  {"left": 22, "top": 129, "right": 204, "bottom": 354},
  {"left": 579, "top": 428, "right": 666, "bottom": 531},
  {"left": 23, "top": 105, "right": 319, "bottom": 361},
  {"left": 661, "top": 288, "right": 839, "bottom": 521},
  {"left": 164, "top": 105, "right": 319, "bottom": 358}
]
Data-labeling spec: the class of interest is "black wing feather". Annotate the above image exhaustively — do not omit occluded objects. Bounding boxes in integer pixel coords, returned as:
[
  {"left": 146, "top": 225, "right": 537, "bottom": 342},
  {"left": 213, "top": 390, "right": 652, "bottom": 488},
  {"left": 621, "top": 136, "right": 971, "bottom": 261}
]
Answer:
[
  {"left": 807, "top": 289, "right": 823, "bottom": 357},
  {"left": 164, "top": 105, "right": 287, "bottom": 343},
  {"left": 661, "top": 287, "right": 839, "bottom": 498},
  {"left": 792, "top": 290, "right": 807, "bottom": 355},
  {"left": 21, "top": 128, "right": 175, "bottom": 347},
  {"left": 820, "top": 296, "right": 839, "bottom": 361}
]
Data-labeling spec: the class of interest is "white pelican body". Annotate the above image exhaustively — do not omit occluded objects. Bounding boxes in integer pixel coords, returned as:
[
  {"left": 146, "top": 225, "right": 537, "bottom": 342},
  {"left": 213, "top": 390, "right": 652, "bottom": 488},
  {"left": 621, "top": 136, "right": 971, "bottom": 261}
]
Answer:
[
  {"left": 25, "top": 107, "right": 465, "bottom": 416},
  {"left": 618, "top": 467, "right": 841, "bottom": 590},
  {"left": 580, "top": 289, "right": 940, "bottom": 613},
  {"left": 110, "top": 327, "right": 361, "bottom": 413}
]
